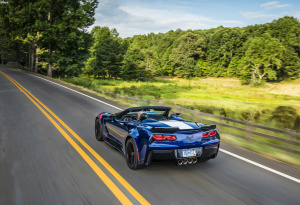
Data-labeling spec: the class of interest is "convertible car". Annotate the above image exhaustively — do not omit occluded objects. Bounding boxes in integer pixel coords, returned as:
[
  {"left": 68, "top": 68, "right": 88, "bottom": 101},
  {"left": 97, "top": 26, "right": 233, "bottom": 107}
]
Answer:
[{"left": 95, "top": 106, "right": 220, "bottom": 169}]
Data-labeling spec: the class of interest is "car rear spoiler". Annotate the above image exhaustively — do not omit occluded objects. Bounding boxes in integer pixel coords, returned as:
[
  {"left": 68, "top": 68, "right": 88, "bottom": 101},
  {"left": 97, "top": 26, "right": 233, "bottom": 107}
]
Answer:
[
  {"left": 150, "top": 124, "right": 216, "bottom": 133},
  {"left": 150, "top": 127, "right": 180, "bottom": 133},
  {"left": 200, "top": 124, "right": 216, "bottom": 131}
]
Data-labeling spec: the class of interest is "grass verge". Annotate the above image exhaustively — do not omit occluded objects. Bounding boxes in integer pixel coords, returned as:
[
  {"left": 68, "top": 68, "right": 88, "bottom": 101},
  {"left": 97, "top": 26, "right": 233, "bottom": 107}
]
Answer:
[{"left": 61, "top": 76, "right": 300, "bottom": 131}]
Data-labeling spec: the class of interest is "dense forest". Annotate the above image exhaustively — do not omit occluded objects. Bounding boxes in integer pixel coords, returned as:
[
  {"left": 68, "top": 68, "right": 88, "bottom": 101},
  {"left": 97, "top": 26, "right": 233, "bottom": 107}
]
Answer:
[
  {"left": 0, "top": 0, "right": 98, "bottom": 76},
  {"left": 1, "top": 1, "right": 300, "bottom": 85},
  {"left": 85, "top": 16, "right": 300, "bottom": 85}
]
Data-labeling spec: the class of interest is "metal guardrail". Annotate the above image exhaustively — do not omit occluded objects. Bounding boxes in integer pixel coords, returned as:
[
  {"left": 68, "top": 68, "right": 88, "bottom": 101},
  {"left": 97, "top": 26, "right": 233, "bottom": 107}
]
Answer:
[{"left": 100, "top": 91, "right": 300, "bottom": 155}]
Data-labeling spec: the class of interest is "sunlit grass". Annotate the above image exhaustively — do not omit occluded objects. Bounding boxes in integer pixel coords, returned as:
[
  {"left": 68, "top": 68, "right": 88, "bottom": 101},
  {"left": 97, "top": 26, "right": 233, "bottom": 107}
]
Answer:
[{"left": 61, "top": 76, "right": 300, "bottom": 118}]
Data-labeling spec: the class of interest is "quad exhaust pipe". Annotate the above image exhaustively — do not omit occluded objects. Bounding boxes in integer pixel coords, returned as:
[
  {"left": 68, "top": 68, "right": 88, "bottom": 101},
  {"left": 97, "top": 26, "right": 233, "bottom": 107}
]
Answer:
[
  {"left": 178, "top": 159, "right": 183, "bottom": 165},
  {"left": 177, "top": 158, "right": 198, "bottom": 165}
]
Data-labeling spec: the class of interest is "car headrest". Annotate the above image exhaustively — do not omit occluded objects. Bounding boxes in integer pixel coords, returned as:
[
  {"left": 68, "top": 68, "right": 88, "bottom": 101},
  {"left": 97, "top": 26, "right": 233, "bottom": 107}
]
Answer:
[{"left": 139, "top": 113, "right": 148, "bottom": 121}]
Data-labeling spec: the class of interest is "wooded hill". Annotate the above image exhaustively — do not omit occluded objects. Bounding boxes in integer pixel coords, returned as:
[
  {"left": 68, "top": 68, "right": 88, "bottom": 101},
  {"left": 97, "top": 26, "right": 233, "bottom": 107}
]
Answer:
[
  {"left": 0, "top": 0, "right": 299, "bottom": 84},
  {"left": 85, "top": 16, "right": 300, "bottom": 85}
]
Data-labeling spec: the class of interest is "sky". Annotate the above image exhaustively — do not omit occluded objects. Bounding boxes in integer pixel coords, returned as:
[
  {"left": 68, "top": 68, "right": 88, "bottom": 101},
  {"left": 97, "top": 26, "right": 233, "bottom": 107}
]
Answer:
[{"left": 93, "top": 0, "right": 300, "bottom": 38}]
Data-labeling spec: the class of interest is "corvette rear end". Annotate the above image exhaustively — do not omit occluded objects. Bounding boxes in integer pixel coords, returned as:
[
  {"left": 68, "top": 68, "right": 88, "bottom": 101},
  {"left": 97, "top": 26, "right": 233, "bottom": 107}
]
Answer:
[
  {"left": 145, "top": 124, "right": 220, "bottom": 166},
  {"left": 95, "top": 106, "right": 220, "bottom": 169}
]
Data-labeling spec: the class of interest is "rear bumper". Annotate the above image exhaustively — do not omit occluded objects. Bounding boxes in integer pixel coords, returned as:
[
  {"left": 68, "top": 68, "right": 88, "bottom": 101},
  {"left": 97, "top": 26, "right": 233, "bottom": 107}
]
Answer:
[
  {"left": 149, "top": 144, "right": 219, "bottom": 162},
  {"left": 148, "top": 138, "right": 220, "bottom": 150}
]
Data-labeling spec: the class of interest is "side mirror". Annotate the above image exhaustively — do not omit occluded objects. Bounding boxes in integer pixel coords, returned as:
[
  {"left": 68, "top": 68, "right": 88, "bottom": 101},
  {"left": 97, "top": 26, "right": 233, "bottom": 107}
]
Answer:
[
  {"left": 140, "top": 113, "right": 148, "bottom": 121},
  {"left": 170, "top": 113, "right": 181, "bottom": 118}
]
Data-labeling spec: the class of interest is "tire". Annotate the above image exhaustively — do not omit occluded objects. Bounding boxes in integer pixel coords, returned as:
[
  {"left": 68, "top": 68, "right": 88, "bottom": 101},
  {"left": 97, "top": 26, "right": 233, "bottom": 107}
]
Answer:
[
  {"left": 95, "top": 119, "right": 103, "bottom": 141},
  {"left": 125, "top": 138, "right": 142, "bottom": 170}
]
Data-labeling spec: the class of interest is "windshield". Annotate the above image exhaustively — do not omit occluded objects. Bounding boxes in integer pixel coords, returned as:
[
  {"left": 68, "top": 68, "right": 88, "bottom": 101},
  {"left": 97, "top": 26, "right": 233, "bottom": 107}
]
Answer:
[{"left": 116, "top": 109, "right": 168, "bottom": 121}]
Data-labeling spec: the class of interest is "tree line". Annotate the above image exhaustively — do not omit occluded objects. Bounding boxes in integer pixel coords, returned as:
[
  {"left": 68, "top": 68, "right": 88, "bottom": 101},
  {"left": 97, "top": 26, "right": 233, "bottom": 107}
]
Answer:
[
  {"left": 0, "top": 1, "right": 299, "bottom": 84},
  {"left": 0, "top": 0, "right": 98, "bottom": 77},
  {"left": 86, "top": 16, "right": 300, "bottom": 84}
]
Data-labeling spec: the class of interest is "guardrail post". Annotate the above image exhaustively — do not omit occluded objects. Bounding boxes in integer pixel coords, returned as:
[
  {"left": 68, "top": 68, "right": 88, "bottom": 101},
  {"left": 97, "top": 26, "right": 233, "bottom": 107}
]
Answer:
[
  {"left": 245, "top": 120, "right": 252, "bottom": 141},
  {"left": 284, "top": 129, "right": 295, "bottom": 149},
  {"left": 217, "top": 115, "right": 223, "bottom": 133}
]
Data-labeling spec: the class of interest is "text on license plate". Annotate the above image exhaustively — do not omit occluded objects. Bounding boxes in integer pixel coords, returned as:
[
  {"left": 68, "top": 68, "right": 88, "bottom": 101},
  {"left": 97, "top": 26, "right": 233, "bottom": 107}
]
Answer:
[{"left": 182, "top": 148, "right": 196, "bottom": 157}]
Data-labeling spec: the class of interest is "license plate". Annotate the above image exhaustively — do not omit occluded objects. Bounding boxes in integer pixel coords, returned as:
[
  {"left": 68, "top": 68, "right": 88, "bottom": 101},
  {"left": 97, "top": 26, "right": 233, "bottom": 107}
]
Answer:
[{"left": 182, "top": 148, "right": 196, "bottom": 157}]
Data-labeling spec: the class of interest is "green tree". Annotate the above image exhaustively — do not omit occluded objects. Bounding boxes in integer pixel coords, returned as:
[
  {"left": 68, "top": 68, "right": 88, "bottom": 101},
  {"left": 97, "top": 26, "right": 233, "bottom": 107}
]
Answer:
[
  {"left": 227, "top": 56, "right": 242, "bottom": 77},
  {"left": 242, "top": 33, "right": 286, "bottom": 85},
  {"left": 0, "top": 23, "right": 12, "bottom": 64},
  {"left": 121, "top": 34, "right": 159, "bottom": 81},
  {"left": 268, "top": 16, "right": 300, "bottom": 56},
  {"left": 170, "top": 32, "right": 206, "bottom": 78},
  {"left": 279, "top": 47, "right": 300, "bottom": 80},
  {"left": 0, "top": 0, "right": 97, "bottom": 77},
  {"left": 85, "top": 26, "right": 124, "bottom": 79},
  {"left": 40, "top": 0, "right": 98, "bottom": 77},
  {"left": 194, "top": 58, "right": 207, "bottom": 77},
  {"left": 161, "top": 46, "right": 174, "bottom": 75},
  {"left": 0, "top": 0, "right": 30, "bottom": 65},
  {"left": 207, "top": 27, "right": 244, "bottom": 77},
  {"left": 122, "top": 47, "right": 146, "bottom": 81}
]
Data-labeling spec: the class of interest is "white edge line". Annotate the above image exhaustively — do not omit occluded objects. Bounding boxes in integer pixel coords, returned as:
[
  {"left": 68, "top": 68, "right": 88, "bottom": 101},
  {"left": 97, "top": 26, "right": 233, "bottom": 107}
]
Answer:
[
  {"left": 28, "top": 73, "right": 123, "bottom": 111},
  {"left": 220, "top": 148, "right": 300, "bottom": 184},
  {"left": 19, "top": 70, "right": 300, "bottom": 184}
]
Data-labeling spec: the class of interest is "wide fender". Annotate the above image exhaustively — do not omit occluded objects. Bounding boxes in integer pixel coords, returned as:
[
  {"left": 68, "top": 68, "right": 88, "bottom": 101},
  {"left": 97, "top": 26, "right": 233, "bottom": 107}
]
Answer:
[
  {"left": 96, "top": 113, "right": 111, "bottom": 137},
  {"left": 126, "top": 125, "right": 151, "bottom": 166}
]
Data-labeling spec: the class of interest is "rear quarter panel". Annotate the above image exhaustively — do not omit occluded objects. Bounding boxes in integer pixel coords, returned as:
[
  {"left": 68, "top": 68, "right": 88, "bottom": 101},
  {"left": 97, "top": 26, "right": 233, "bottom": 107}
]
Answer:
[{"left": 126, "top": 124, "right": 152, "bottom": 165}]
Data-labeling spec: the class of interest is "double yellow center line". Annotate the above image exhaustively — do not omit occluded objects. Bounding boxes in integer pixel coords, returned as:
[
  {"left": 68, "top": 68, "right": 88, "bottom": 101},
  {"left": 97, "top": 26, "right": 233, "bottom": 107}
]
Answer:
[{"left": 0, "top": 71, "right": 150, "bottom": 205}]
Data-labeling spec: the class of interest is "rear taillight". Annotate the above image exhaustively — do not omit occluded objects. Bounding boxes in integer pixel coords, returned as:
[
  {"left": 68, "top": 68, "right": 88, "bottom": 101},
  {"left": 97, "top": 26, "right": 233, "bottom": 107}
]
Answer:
[
  {"left": 152, "top": 134, "right": 176, "bottom": 141},
  {"left": 166, "top": 135, "right": 176, "bottom": 141},
  {"left": 98, "top": 112, "right": 104, "bottom": 119},
  {"left": 209, "top": 130, "right": 216, "bottom": 137},
  {"left": 202, "top": 130, "right": 216, "bottom": 138},
  {"left": 152, "top": 134, "right": 166, "bottom": 141},
  {"left": 202, "top": 132, "right": 209, "bottom": 138}
]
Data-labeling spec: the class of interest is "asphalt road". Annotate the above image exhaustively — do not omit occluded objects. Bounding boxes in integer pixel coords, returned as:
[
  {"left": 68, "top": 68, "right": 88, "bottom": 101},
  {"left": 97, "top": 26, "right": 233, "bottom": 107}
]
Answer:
[{"left": 1, "top": 66, "right": 299, "bottom": 205}]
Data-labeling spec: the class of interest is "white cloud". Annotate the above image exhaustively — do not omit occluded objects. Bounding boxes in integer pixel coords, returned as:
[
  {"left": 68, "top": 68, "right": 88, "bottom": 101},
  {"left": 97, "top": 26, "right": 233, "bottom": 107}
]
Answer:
[
  {"left": 260, "top": 1, "right": 290, "bottom": 10},
  {"left": 241, "top": 12, "right": 281, "bottom": 20},
  {"left": 92, "top": 0, "right": 243, "bottom": 38}
]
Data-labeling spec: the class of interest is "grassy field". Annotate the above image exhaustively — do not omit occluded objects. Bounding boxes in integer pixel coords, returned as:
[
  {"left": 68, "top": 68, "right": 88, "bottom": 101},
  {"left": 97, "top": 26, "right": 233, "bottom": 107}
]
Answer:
[{"left": 62, "top": 76, "right": 300, "bottom": 130}]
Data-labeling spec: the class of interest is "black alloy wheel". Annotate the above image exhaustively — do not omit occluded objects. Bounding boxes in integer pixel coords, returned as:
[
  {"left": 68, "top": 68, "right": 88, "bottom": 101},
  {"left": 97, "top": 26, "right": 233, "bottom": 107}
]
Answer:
[
  {"left": 125, "top": 138, "right": 140, "bottom": 170},
  {"left": 95, "top": 119, "right": 103, "bottom": 141}
]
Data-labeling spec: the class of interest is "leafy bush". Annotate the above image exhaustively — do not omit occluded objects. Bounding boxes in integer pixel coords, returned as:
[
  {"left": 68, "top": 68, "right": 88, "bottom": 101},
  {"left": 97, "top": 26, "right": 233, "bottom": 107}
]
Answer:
[{"left": 271, "top": 106, "right": 298, "bottom": 129}]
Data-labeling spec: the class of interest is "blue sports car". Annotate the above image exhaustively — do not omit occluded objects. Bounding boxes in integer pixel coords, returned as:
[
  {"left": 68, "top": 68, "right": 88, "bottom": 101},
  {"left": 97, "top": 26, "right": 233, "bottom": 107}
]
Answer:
[{"left": 95, "top": 106, "right": 220, "bottom": 169}]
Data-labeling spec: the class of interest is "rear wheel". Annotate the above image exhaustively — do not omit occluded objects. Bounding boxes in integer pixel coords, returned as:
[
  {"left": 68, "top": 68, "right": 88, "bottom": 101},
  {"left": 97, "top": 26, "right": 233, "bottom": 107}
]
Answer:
[
  {"left": 125, "top": 138, "right": 141, "bottom": 170},
  {"left": 95, "top": 119, "right": 103, "bottom": 141}
]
